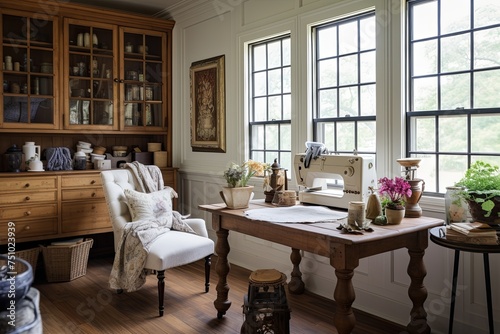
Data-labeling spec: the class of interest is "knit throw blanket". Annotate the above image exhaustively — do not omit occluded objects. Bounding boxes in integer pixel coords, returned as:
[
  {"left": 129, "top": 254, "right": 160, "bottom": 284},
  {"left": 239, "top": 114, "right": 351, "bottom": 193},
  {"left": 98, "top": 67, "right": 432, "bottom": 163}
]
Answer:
[
  {"left": 109, "top": 162, "right": 195, "bottom": 292},
  {"left": 125, "top": 161, "right": 164, "bottom": 193}
]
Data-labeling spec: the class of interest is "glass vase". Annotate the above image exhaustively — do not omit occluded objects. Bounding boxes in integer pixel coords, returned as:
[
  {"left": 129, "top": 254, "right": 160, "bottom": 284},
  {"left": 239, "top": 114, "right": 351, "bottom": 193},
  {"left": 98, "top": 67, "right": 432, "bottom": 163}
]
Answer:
[{"left": 444, "top": 186, "right": 468, "bottom": 225}]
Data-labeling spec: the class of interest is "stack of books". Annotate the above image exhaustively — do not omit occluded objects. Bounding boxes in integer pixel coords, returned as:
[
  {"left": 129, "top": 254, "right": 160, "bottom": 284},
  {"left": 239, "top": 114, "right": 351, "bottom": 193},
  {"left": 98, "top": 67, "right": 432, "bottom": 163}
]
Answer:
[{"left": 446, "top": 222, "right": 499, "bottom": 245}]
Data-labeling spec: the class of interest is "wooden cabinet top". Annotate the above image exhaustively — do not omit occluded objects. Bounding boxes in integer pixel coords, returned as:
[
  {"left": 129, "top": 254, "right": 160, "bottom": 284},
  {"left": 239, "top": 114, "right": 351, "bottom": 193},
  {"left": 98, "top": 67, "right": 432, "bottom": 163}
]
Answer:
[
  {"left": 0, "top": 0, "right": 175, "bottom": 30},
  {"left": 0, "top": 167, "right": 178, "bottom": 178}
]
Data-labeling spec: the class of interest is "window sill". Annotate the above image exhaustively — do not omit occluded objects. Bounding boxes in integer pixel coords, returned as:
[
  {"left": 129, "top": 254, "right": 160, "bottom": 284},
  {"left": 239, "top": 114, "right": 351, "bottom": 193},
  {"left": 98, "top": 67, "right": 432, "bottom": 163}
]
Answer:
[{"left": 419, "top": 195, "right": 445, "bottom": 214}]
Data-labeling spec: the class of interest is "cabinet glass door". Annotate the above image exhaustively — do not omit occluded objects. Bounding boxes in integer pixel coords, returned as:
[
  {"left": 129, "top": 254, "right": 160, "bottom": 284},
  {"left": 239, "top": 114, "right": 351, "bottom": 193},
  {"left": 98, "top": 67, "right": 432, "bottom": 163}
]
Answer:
[
  {"left": 65, "top": 19, "right": 117, "bottom": 129},
  {"left": 1, "top": 12, "right": 57, "bottom": 128},
  {"left": 122, "top": 29, "right": 165, "bottom": 129}
]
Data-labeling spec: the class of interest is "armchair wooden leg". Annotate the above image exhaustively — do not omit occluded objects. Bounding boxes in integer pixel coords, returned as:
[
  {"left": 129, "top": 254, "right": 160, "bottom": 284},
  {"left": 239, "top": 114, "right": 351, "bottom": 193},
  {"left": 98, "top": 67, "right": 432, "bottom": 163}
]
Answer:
[
  {"left": 205, "top": 255, "right": 212, "bottom": 293},
  {"left": 157, "top": 270, "right": 165, "bottom": 317}
]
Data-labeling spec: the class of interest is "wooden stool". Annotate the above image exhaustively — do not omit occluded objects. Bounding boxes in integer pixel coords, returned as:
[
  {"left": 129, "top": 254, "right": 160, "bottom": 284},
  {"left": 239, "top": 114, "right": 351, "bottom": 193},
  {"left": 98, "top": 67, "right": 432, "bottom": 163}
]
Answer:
[{"left": 241, "top": 269, "right": 291, "bottom": 334}]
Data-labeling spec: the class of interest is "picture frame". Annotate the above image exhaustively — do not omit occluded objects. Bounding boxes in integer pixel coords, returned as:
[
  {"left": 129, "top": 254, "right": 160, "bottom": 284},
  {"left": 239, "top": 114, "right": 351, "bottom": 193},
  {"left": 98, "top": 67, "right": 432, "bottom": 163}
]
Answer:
[{"left": 190, "top": 55, "right": 226, "bottom": 152}]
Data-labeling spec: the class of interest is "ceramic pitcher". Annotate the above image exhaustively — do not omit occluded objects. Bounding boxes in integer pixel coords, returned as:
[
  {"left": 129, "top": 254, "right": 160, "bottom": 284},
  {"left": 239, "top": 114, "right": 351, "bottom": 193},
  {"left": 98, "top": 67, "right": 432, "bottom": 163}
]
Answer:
[{"left": 23, "top": 141, "right": 41, "bottom": 162}]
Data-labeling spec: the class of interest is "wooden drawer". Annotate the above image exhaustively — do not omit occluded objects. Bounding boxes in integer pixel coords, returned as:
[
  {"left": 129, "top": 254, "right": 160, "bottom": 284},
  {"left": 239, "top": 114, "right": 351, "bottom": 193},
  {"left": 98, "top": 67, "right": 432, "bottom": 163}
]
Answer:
[
  {"left": 62, "top": 188, "right": 104, "bottom": 201},
  {"left": 62, "top": 174, "right": 102, "bottom": 188},
  {"left": 61, "top": 201, "right": 110, "bottom": 233},
  {"left": 0, "top": 190, "right": 57, "bottom": 205},
  {"left": 0, "top": 204, "right": 58, "bottom": 221},
  {"left": 0, "top": 176, "right": 57, "bottom": 191},
  {"left": 0, "top": 218, "right": 58, "bottom": 244},
  {"left": 162, "top": 170, "right": 175, "bottom": 188}
]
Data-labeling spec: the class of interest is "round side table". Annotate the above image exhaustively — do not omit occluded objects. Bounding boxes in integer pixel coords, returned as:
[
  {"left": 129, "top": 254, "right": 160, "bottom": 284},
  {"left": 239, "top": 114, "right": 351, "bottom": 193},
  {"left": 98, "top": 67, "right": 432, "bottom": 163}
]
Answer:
[{"left": 429, "top": 226, "right": 500, "bottom": 334}]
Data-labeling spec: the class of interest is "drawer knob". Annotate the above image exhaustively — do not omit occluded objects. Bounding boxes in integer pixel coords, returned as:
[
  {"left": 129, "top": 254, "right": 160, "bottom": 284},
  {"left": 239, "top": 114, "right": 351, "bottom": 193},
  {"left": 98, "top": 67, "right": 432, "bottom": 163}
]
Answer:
[
  {"left": 25, "top": 196, "right": 31, "bottom": 201},
  {"left": 90, "top": 180, "right": 96, "bottom": 185},
  {"left": 24, "top": 183, "right": 30, "bottom": 188},
  {"left": 25, "top": 211, "right": 31, "bottom": 216},
  {"left": 24, "top": 225, "right": 30, "bottom": 230},
  {"left": 91, "top": 192, "right": 96, "bottom": 197}
]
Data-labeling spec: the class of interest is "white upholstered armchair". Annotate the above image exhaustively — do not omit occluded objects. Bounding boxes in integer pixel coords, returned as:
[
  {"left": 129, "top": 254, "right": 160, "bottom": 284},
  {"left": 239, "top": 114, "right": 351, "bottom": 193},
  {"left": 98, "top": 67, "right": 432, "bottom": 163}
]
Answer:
[{"left": 100, "top": 169, "right": 214, "bottom": 316}]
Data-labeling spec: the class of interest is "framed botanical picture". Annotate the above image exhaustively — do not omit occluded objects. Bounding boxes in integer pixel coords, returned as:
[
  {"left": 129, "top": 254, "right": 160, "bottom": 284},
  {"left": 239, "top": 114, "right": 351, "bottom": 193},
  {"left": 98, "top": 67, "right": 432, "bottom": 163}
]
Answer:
[{"left": 190, "top": 55, "right": 226, "bottom": 152}]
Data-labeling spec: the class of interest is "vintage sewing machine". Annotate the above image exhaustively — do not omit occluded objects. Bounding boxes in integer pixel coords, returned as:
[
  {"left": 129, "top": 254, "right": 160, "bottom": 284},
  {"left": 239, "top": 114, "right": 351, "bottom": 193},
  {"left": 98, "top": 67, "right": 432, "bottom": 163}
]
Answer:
[{"left": 294, "top": 153, "right": 377, "bottom": 210}]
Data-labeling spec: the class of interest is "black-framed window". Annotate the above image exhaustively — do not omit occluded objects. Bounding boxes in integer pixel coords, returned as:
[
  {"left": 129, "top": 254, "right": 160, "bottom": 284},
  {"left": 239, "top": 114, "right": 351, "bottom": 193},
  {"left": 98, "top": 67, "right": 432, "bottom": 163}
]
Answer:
[
  {"left": 248, "top": 35, "right": 292, "bottom": 171},
  {"left": 407, "top": 0, "right": 500, "bottom": 194},
  {"left": 312, "top": 12, "right": 376, "bottom": 159}
]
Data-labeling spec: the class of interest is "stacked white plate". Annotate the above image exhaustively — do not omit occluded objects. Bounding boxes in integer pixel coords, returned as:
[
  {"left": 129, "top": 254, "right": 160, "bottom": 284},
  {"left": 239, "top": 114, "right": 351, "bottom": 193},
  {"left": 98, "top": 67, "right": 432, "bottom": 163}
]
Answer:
[{"left": 76, "top": 141, "right": 93, "bottom": 160}]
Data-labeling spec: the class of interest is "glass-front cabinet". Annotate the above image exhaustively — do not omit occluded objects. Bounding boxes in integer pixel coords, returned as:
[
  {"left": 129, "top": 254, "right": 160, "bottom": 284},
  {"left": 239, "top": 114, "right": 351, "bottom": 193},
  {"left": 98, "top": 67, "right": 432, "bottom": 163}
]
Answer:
[
  {"left": 120, "top": 28, "right": 166, "bottom": 130},
  {"left": 1, "top": 11, "right": 58, "bottom": 129},
  {"left": 64, "top": 19, "right": 118, "bottom": 130},
  {"left": 63, "top": 21, "right": 167, "bottom": 131}
]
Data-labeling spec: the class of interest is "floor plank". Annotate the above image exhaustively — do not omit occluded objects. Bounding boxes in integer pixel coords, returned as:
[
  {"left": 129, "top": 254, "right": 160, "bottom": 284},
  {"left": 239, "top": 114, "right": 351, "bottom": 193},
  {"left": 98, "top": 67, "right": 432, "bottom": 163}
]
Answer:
[{"left": 33, "top": 256, "right": 405, "bottom": 333}]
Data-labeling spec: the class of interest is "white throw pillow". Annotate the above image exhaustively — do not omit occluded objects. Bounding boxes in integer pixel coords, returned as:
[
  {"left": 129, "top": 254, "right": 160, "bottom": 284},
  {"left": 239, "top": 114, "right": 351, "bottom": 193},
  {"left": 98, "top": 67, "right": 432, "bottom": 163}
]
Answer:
[{"left": 124, "top": 187, "right": 177, "bottom": 228}]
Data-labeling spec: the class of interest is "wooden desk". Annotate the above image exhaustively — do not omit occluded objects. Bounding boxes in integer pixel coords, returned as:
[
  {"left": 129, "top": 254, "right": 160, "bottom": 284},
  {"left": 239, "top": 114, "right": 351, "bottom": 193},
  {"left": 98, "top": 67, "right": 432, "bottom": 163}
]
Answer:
[{"left": 200, "top": 200, "right": 443, "bottom": 334}]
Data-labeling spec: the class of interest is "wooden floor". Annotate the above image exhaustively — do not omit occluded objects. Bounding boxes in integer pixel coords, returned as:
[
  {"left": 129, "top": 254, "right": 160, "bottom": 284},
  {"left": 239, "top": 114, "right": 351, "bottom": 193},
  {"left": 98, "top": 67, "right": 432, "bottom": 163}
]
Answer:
[{"left": 34, "top": 256, "right": 406, "bottom": 334}]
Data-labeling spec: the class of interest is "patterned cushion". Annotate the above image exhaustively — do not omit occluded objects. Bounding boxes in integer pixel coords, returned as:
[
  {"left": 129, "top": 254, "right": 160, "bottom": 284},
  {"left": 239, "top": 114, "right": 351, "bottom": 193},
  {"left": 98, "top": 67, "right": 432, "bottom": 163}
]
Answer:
[{"left": 124, "top": 188, "right": 176, "bottom": 229}]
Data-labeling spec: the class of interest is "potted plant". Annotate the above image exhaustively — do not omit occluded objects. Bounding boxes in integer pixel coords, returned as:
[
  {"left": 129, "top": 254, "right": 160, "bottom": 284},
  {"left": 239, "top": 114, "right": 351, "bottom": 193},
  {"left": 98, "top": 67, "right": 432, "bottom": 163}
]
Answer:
[
  {"left": 455, "top": 161, "right": 500, "bottom": 224},
  {"left": 220, "top": 160, "right": 269, "bottom": 209},
  {"left": 378, "top": 176, "right": 412, "bottom": 225}
]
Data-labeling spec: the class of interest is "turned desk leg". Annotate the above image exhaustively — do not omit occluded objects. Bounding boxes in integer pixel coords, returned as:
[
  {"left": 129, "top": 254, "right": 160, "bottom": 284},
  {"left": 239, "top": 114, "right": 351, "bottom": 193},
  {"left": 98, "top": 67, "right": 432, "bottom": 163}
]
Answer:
[
  {"left": 214, "top": 228, "right": 231, "bottom": 319},
  {"left": 333, "top": 269, "right": 356, "bottom": 334},
  {"left": 289, "top": 248, "right": 305, "bottom": 294},
  {"left": 406, "top": 248, "right": 430, "bottom": 334}
]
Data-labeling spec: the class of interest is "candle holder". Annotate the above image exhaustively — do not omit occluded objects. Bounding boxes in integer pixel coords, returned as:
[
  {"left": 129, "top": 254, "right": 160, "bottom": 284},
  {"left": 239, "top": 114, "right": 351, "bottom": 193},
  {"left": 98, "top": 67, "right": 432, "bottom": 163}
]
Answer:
[
  {"left": 264, "top": 159, "right": 288, "bottom": 203},
  {"left": 397, "top": 158, "right": 425, "bottom": 218}
]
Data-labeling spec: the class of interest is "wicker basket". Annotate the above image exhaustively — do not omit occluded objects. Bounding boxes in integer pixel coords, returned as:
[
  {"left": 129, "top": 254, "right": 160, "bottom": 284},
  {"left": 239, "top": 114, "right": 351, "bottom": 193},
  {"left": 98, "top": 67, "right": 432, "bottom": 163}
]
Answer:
[
  {"left": 3, "top": 247, "right": 40, "bottom": 278},
  {"left": 41, "top": 238, "right": 93, "bottom": 282},
  {"left": 154, "top": 151, "right": 168, "bottom": 167}
]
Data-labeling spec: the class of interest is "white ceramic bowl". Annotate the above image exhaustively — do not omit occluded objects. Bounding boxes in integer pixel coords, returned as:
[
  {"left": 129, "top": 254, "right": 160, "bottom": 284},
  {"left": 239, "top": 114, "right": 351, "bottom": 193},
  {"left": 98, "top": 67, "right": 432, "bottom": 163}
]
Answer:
[
  {"left": 77, "top": 147, "right": 93, "bottom": 154},
  {"left": 78, "top": 141, "right": 91, "bottom": 149},
  {"left": 90, "top": 153, "right": 106, "bottom": 162}
]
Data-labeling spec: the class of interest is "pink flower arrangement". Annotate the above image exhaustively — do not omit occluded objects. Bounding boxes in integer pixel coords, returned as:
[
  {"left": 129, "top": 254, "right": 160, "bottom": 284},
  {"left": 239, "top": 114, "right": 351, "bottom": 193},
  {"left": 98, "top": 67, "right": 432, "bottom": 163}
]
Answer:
[{"left": 378, "top": 176, "right": 412, "bottom": 210}]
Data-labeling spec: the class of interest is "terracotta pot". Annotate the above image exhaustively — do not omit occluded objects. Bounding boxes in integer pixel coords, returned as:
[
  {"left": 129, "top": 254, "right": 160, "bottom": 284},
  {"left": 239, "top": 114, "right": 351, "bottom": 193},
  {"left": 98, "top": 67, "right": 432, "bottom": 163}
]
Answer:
[
  {"left": 220, "top": 186, "right": 254, "bottom": 209},
  {"left": 385, "top": 207, "right": 405, "bottom": 225}
]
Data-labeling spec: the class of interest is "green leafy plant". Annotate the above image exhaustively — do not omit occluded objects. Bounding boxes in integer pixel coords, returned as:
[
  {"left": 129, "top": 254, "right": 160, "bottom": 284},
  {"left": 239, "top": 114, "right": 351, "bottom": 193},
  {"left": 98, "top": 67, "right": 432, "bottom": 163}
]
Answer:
[{"left": 455, "top": 161, "right": 500, "bottom": 218}]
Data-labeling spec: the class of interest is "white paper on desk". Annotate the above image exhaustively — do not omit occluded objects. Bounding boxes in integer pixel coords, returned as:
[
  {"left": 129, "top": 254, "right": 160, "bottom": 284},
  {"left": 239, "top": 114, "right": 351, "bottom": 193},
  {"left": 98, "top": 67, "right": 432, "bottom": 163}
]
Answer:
[{"left": 245, "top": 206, "right": 347, "bottom": 223}]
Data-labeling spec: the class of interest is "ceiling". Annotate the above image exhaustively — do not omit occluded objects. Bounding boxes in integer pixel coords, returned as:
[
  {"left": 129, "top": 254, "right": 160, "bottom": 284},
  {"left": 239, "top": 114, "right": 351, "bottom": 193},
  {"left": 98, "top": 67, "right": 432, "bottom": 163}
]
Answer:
[{"left": 66, "top": 0, "right": 186, "bottom": 17}]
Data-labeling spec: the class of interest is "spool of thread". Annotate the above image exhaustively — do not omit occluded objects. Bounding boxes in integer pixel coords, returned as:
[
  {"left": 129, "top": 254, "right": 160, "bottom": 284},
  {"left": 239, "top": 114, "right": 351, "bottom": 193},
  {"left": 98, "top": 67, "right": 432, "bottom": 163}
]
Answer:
[
  {"left": 77, "top": 33, "right": 83, "bottom": 46},
  {"left": 348, "top": 201, "right": 366, "bottom": 228},
  {"left": 84, "top": 33, "right": 90, "bottom": 47},
  {"left": 5, "top": 56, "right": 12, "bottom": 71},
  {"left": 272, "top": 190, "right": 296, "bottom": 206}
]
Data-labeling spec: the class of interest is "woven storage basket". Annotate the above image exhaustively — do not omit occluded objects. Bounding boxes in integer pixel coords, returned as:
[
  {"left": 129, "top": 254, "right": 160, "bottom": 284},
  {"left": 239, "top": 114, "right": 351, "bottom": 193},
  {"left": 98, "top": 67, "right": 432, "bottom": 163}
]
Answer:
[
  {"left": 3, "top": 247, "right": 40, "bottom": 278},
  {"left": 154, "top": 151, "right": 168, "bottom": 167},
  {"left": 41, "top": 238, "right": 93, "bottom": 282}
]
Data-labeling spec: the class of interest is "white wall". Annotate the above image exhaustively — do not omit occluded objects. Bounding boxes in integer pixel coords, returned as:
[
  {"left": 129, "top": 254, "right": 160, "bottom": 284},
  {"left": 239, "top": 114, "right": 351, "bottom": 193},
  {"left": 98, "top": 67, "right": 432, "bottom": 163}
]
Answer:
[{"left": 167, "top": 1, "right": 499, "bottom": 333}]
